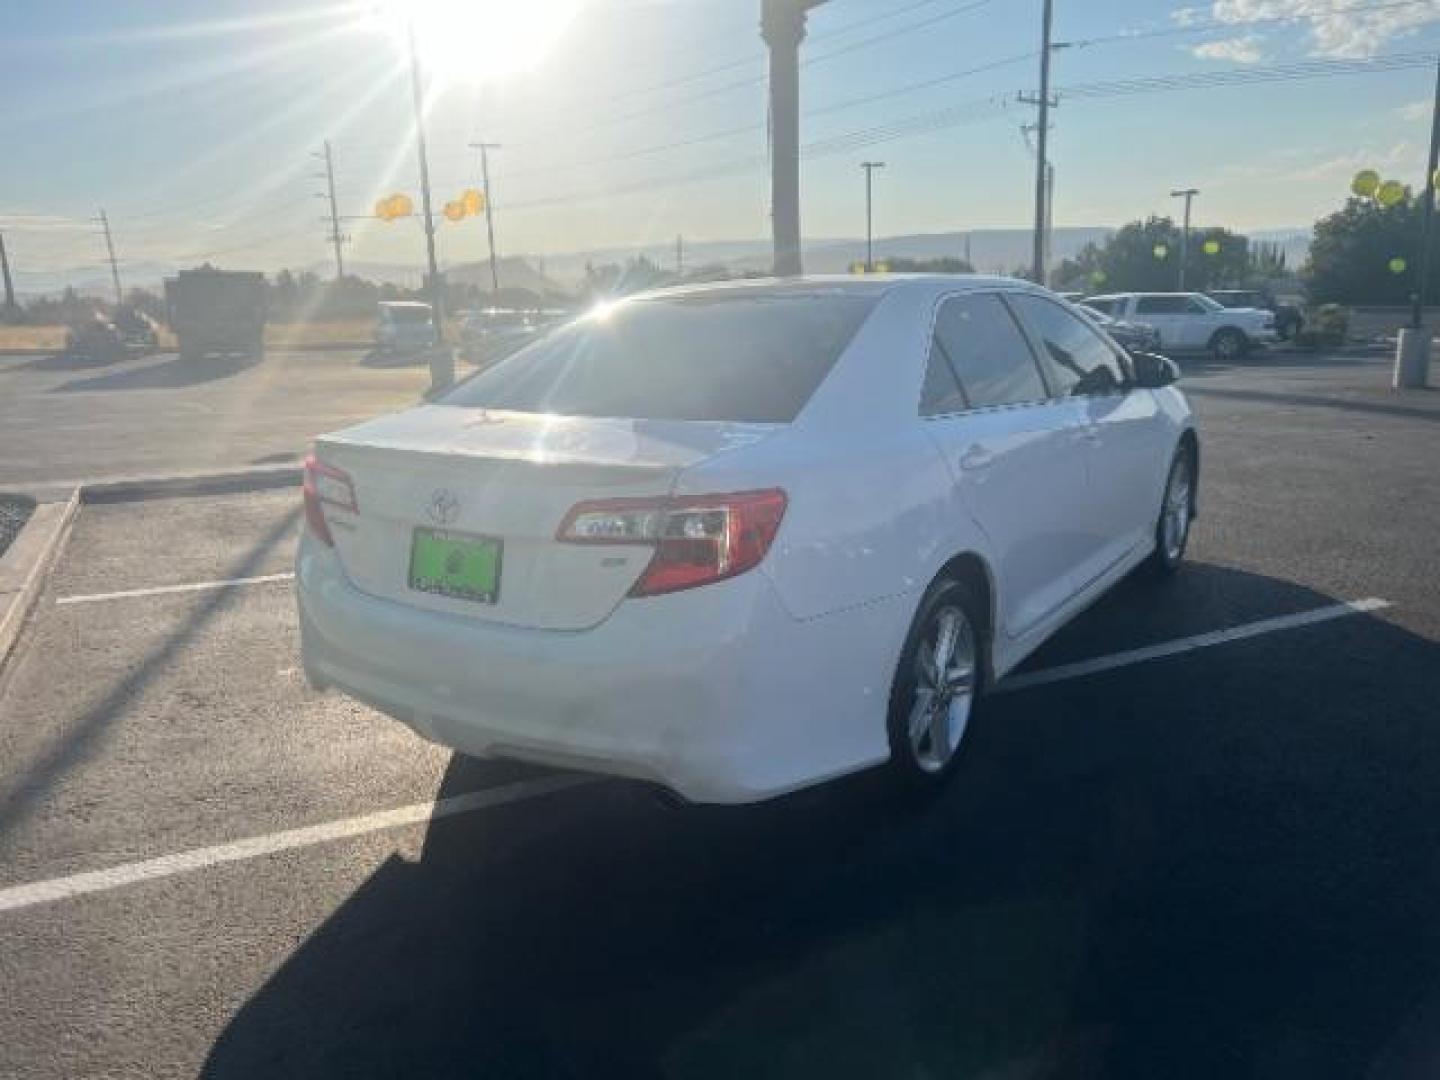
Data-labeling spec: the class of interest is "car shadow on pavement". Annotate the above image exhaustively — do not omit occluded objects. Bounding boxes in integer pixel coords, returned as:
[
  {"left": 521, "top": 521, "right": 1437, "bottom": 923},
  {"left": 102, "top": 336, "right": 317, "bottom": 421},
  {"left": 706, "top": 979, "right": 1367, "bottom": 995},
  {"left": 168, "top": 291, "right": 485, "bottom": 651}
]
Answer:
[
  {"left": 50, "top": 351, "right": 260, "bottom": 393},
  {"left": 201, "top": 566, "right": 1440, "bottom": 1080}
]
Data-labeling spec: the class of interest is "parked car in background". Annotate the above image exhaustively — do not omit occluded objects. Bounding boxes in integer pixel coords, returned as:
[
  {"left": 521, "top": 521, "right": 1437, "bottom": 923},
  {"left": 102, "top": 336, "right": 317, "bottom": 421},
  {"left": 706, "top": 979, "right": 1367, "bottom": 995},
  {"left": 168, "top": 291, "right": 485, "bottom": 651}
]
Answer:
[
  {"left": 64, "top": 312, "right": 127, "bottom": 362},
  {"left": 1075, "top": 302, "right": 1161, "bottom": 355},
  {"left": 375, "top": 301, "right": 438, "bottom": 356},
  {"left": 111, "top": 307, "right": 160, "bottom": 354},
  {"left": 1207, "top": 288, "right": 1304, "bottom": 341},
  {"left": 298, "top": 276, "right": 1198, "bottom": 803},
  {"left": 1085, "top": 291, "right": 1276, "bottom": 360},
  {"left": 457, "top": 308, "right": 544, "bottom": 367}
]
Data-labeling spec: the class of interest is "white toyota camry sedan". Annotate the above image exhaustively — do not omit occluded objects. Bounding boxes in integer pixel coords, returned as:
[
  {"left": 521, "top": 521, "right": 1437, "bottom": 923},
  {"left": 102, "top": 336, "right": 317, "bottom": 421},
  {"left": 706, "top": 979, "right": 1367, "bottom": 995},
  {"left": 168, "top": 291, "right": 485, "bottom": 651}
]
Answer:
[{"left": 297, "top": 276, "right": 1197, "bottom": 803}]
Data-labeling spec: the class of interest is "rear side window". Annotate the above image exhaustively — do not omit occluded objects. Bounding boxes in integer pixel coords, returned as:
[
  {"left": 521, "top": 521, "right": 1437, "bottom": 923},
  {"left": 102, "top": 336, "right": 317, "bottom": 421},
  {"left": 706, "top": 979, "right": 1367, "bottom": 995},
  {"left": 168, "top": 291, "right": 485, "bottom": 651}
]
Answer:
[
  {"left": 920, "top": 340, "right": 968, "bottom": 416},
  {"left": 933, "top": 294, "right": 1047, "bottom": 408},
  {"left": 439, "top": 293, "right": 876, "bottom": 423},
  {"left": 1008, "top": 294, "right": 1129, "bottom": 398},
  {"left": 1135, "top": 296, "right": 1189, "bottom": 315}
]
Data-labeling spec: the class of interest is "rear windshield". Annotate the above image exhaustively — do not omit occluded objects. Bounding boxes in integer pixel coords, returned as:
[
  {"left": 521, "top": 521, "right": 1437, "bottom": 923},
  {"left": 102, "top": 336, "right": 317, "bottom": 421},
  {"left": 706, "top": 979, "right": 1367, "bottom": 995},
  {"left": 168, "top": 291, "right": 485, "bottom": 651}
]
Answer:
[{"left": 438, "top": 293, "right": 876, "bottom": 423}]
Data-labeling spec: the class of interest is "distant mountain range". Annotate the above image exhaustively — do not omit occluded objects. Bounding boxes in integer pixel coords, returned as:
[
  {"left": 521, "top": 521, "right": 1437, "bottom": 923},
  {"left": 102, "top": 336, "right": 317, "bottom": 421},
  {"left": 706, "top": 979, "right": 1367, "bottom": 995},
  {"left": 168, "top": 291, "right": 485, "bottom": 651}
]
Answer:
[{"left": 15, "top": 227, "right": 1315, "bottom": 300}]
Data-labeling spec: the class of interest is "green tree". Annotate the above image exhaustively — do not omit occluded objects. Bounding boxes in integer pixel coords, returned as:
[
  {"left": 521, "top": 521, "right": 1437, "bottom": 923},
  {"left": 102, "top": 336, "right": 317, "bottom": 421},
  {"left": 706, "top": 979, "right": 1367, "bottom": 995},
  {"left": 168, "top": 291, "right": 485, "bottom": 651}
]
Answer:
[
  {"left": 1303, "top": 194, "right": 1435, "bottom": 305},
  {"left": 1053, "top": 216, "right": 1248, "bottom": 293}
]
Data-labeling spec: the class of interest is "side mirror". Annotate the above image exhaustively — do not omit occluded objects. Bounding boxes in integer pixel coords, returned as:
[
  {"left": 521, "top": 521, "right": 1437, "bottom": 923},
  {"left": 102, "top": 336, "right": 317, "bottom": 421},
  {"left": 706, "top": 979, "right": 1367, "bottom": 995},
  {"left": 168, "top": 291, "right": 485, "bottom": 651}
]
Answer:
[{"left": 1131, "top": 351, "right": 1179, "bottom": 389}]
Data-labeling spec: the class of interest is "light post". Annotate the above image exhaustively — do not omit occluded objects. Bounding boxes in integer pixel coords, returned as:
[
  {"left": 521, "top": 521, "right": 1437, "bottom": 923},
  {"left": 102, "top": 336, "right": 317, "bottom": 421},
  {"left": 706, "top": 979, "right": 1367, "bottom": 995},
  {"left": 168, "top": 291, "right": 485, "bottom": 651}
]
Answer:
[
  {"left": 1170, "top": 188, "right": 1199, "bottom": 291},
  {"left": 761, "top": 0, "right": 827, "bottom": 277},
  {"left": 405, "top": 18, "right": 451, "bottom": 392},
  {"left": 861, "top": 162, "right": 884, "bottom": 271}
]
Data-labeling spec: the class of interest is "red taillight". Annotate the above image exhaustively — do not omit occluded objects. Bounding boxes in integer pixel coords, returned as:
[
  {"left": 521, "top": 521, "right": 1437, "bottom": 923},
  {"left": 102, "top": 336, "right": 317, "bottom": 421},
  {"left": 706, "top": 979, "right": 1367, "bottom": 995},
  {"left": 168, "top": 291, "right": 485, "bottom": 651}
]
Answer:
[
  {"left": 302, "top": 453, "right": 357, "bottom": 547},
  {"left": 557, "top": 489, "right": 787, "bottom": 597}
]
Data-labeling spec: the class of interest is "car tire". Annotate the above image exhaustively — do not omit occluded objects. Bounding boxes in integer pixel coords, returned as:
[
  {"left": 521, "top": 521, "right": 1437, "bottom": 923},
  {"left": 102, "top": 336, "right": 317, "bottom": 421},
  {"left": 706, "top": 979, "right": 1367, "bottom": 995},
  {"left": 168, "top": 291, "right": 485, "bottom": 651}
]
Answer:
[
  {"left": 1210, "top": 327, "right": 1248, "bottom": 361},
  {"left": 1148, "top": 446, "right": 1195, "bottom": 575},
  {"left": 886, "top": 576, "right": 988, "bottom": 794}
]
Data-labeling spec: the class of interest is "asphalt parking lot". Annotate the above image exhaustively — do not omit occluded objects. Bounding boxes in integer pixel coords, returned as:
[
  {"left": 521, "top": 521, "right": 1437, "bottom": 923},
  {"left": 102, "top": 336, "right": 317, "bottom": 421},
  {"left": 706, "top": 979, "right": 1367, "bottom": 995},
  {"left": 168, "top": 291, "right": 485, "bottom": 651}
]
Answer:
[
  {"left": 0, "top": 348, "right": 454, "bottom": 486},
  {"left": 1, "top": 350, "right": 1439, "bottom": 1077}
]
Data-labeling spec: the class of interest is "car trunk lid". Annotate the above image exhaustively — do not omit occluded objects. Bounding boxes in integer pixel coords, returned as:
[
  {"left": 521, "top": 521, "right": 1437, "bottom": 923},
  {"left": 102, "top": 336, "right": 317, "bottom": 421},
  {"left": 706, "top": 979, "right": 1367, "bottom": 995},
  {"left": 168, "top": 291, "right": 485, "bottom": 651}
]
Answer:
[{"left": 314, "top": 406, "right": 780, "bottom": 630}]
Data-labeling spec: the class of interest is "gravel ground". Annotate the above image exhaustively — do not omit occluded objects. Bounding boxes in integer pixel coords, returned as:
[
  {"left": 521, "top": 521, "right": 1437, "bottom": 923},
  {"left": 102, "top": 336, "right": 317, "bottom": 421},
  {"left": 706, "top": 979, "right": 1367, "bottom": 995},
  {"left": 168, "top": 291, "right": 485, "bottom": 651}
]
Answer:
[{"left": 0, "top": 494, "right": 35, "bottom": 558}]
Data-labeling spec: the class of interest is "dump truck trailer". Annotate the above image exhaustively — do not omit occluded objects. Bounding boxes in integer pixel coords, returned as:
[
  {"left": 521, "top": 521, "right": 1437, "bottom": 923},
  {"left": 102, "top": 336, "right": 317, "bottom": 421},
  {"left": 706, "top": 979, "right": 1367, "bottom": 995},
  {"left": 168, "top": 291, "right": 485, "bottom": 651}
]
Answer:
[{"left": 164, "top": 270, "right": 266, "bottom": 361}]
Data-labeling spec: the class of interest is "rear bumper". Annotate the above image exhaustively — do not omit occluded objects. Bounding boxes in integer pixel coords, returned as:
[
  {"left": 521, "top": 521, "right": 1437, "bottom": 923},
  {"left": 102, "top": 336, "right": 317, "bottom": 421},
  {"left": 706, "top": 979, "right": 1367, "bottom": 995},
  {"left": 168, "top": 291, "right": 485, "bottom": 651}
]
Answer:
[{"left": 296, "top": 536, "right": 901, "bottom": 802}]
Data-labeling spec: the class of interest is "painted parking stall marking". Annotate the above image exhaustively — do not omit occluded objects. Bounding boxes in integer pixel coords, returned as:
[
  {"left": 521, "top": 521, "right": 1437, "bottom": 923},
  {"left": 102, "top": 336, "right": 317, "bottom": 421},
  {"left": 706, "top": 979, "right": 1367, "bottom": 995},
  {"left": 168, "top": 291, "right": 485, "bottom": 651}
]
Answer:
[
  {"left": 0, "top": 775, "right": 595, "bottom": 915},
  {"left": 998, "top": 597, "right": 1391, "bottom": 694},
  {"left": 0, "top": 596, "right": 1393, "bottom": 916},
  {"left": 56, "top": 572, "right": 295, "bottom": 606}
]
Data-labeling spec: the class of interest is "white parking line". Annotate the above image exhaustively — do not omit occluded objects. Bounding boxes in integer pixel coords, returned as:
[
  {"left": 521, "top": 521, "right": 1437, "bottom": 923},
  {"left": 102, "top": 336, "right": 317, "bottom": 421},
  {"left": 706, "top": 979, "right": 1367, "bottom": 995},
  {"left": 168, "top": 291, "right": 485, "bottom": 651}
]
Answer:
[
  {"left": 0, "top": 595, "right": 1393, "bottom": 915},
  {"left": 56, "top": 572, "right": 295, "bottom": 605},
  {"left": 996, "top": 597, "right": 1391, "bottom": 694},
  {"left": 0, "top": 774, "right": 594, "bottom": 915}
]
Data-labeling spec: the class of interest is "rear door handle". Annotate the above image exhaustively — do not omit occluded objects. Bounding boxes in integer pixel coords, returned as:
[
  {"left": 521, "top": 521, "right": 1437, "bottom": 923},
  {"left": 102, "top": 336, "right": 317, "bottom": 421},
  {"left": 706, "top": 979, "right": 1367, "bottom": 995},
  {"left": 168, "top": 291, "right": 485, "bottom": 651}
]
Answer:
[{"left": 958, "top": 446, "right": 994, "bottom": 472}]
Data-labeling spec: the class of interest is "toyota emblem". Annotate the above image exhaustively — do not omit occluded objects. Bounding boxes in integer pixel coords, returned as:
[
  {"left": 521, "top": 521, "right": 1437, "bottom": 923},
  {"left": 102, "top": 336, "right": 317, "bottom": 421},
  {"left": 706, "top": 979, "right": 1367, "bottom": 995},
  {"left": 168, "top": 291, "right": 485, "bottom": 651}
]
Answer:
[{"left": 427, "top": 489, "right": 460, "bottom": 526}]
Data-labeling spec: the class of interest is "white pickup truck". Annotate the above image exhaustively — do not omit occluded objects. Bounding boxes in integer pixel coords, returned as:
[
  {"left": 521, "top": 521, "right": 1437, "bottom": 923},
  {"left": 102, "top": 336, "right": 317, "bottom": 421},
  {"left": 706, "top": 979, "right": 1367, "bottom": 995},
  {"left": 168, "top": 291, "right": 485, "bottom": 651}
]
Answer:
[{"left": 1084, "top": 292, "right": 1278, "bottom": 360}]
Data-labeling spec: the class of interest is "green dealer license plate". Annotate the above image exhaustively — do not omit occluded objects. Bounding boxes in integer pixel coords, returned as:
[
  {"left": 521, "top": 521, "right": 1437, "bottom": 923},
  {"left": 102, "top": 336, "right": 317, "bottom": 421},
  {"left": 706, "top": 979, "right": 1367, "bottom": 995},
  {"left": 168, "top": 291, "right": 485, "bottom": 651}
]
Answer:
[{"left": 408, "top": 529, "right": 502, "bottom": 604}]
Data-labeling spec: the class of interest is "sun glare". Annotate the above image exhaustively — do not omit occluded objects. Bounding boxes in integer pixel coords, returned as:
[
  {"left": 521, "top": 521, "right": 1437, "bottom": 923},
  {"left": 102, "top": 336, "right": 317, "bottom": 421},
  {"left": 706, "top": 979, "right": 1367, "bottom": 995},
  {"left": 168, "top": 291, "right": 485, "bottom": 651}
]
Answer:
[{"left": 384, "top": 0, "right": 583, "bottom": 82}]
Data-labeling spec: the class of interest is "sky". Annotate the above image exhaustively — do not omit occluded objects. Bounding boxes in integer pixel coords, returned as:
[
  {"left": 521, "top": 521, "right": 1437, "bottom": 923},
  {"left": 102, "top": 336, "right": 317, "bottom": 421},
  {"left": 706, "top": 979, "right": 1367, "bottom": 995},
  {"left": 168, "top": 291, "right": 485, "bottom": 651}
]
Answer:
[{"left": 3, "top": 0, "right": 1440, "bottom": 290}]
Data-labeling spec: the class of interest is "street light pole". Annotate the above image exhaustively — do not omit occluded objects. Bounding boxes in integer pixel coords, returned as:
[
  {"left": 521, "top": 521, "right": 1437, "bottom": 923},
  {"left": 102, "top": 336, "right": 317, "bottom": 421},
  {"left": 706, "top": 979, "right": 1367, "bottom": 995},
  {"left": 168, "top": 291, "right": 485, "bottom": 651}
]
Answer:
[
  {"left": 861, "top": 161, "right": 885, "bottom": 271},
  {"left": 470, "top": 141, "right": 503, "bottom": 297},
  {"left": 1030, "top": 0, "right": 1054, "bottom": 286},
  {"left": 1171, "top": 188, "right": 1199, "bottom": 291},
  {"left": 1411, "top": 54, "right": 1440, "bottom": 331},
  {"left": 761, "top": 0, "right": 826, "bottom": 277},
  {"left": 406, "top": 19, "right": 451, "bottom": 391}
]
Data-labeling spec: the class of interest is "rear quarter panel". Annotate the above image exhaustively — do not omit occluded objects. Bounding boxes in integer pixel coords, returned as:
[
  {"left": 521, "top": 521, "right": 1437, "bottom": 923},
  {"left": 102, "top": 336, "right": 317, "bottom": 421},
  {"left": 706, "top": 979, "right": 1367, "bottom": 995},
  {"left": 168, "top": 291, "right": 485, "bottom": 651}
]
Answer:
[{"left": 676, "top": 284, "right": 994, "bottom": 623}]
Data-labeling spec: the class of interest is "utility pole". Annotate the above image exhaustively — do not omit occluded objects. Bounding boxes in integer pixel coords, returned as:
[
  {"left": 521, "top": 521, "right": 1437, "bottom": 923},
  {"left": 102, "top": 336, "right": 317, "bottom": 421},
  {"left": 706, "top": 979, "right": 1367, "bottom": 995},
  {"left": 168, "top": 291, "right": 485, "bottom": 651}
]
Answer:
[
  {"left": 1171, "top": 188, "right": 1199, "bottom": 291},
  {"left": 761, "top": 0, "right": 827, "bottom": 277},
  {"left": 0, "top": 233, "right": 16, "bottom": 313},
  {"left": 96, "top": 208, "right": 123, "bottom": 307},
  {"left": 406, "top": 19, "right": 451, "bottom": 391},
  {"left": 1025, "top": 0, "right": 1055, "bottom": 286},
  {"left": 1396, "top": 54, "right": 1440, "bottom": 388},
  {"left": 675, "top": 234, "right": 684, "bottom": 277},
  {"left": 861, "top": 161, "right": 885, "bottom": 272},
  {"left": 469, "top": 141, "right": 502, "bottom": 297},
  {"left": 315, "top": 141, "right": 346, "bottom": 280},
  {"left": 1021, "top": 123, "right": 1056, "bottom": 284},
  {"left": 1411, "top": 54, "right": 1440, "bottom": 332}
]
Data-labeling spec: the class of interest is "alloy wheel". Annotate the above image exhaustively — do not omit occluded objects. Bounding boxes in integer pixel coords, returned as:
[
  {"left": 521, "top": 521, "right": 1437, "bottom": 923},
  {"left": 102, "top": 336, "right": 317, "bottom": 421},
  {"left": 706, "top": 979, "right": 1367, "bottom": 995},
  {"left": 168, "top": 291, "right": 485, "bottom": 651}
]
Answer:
[{"left": 906, "top": 606, "right": 977, "bottom": 773}]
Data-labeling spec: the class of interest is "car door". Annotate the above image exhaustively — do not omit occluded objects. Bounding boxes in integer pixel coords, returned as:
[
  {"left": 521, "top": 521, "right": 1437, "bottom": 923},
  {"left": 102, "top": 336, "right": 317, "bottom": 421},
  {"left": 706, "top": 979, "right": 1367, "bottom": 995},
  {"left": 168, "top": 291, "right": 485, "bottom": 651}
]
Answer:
[
  {"left": 1132, "top": 295, "right": 1189, "bottom": 350},
  {"left": 1007, "top": 293, "right": 1167, "bottom": 578},
  {"left": 1183, "top": 294, "right": 1217, "bottom": 348},
  {"left": 919, "top": 291, "right": 1092, "bottom": 641}
]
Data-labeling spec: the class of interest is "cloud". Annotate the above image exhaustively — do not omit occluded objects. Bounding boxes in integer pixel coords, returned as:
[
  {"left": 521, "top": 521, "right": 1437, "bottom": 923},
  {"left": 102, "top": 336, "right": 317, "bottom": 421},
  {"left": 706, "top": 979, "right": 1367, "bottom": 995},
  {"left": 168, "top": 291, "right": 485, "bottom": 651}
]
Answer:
[
  {"left": 1179, "top": 0, "right": 1440, "bottom": 59},
  {"left": 1397, "top": 99, "right": 1432, "bottom": 121},
  {"left": 1290, "top": 140, "right": 1414, "bottom": 181},
  {"left": 1192, "top": 34, "right": 1264, "bottom": 62}
]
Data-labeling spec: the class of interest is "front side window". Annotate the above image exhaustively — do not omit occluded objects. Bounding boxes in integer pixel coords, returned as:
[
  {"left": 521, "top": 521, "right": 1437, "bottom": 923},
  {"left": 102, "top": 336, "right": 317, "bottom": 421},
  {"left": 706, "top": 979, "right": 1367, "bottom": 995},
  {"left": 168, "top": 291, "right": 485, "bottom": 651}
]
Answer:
[
  {"left": 1135, "top": 296, "right": 1189, "bottom": 315},
  {"left": 932, "top": 293, "right": 1047, "bottom": 409},
  {"left": 1008, "top": 294, "right": 1129, "bottom": 398}
]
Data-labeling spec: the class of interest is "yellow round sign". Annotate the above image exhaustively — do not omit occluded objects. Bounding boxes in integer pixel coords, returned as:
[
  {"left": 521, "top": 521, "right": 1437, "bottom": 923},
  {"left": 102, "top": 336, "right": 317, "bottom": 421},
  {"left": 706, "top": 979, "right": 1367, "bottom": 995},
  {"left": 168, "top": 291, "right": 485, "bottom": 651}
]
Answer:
[
  {"left": 1376, "top": 180, "right": 1407, "bottom": 208},
  {"left": 1153, "top": 243, "right": 1169, "bottom": 260},
  {"left": 443, "top": 200, "right": 466, "bottom": 222},
  {"left": 1351, "top": 169, "right": 1381, "bottom": 198},
  {"left": 375, "top": 193, "right": 414, "bottom": 221},
  {"left": 1090, "top": 270, "right": 1107, "bottom": 286},
  {"left": 1203, "top": 239, "right": 1221, "bottom": 256},
  {"left": 462, "top": 189, "right": 485, "bottom": 217},
  {"left": 1389, "top": 256, "right": 1408, "bottom": 275}
]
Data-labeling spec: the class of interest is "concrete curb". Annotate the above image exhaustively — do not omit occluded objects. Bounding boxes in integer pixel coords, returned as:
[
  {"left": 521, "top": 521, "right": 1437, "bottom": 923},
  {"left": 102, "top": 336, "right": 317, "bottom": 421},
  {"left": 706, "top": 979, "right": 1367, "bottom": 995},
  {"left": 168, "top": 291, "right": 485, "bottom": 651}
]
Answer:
[
  {"left": 0, "top": 462, "right": 304, "bottom": 672},
  {"left": 0, "top": 489, "right": 80, "bottom": 670},
  {"left": 7, "top": 463, "right": 304, "bottom": 505}
]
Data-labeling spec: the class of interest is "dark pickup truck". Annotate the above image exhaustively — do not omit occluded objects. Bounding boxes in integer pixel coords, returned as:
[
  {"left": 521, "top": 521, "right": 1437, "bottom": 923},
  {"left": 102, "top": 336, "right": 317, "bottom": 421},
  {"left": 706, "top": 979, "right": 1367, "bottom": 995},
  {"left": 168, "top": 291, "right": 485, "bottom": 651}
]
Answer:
[{"left": 1207, "top": 289, "right": 1304, "bottom": 341}]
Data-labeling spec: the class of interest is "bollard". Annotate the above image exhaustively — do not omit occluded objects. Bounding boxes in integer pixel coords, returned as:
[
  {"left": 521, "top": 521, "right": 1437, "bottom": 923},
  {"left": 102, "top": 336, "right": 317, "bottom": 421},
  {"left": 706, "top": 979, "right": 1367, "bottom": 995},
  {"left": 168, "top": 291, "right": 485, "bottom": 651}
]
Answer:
[{"left": 1394, "top": 327, "right": 1432, "bottom": 389}]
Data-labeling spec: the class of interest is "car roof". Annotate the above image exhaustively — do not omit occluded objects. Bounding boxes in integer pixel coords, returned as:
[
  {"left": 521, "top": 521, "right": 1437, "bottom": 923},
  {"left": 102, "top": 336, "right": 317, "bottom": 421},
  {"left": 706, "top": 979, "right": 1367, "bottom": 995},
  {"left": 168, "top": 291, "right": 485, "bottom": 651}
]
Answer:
[
  {"left": 1088, "top": 291, "right": 1201, "bottom": 300},
  {"left": 378, "top": 301, "right": 432, "bottom": 310},
  {"left": 618, "top": 274, "right": 1049, "bottom": 304}
]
